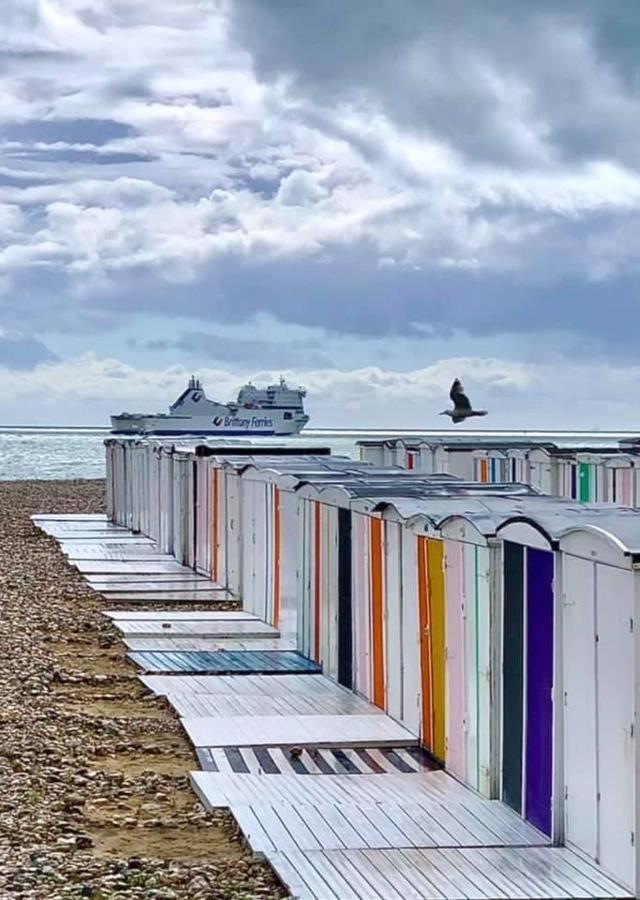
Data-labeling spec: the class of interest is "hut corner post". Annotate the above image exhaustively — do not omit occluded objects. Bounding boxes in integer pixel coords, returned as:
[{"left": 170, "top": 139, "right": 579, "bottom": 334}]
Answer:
[
  {"left": 552, "top": 551, "right": 565, "bottom": 848},
  {"left": 488, "top": 538, "right": 503, "bottom": 801},
  {"left": 634, "top": 562, "right": 640, "bottom": 899}
]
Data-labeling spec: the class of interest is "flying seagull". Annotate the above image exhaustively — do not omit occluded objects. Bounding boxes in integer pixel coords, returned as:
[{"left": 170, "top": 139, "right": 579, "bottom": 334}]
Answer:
[{"left": 440, "top": 378, "right": 488, "bottom": 424}]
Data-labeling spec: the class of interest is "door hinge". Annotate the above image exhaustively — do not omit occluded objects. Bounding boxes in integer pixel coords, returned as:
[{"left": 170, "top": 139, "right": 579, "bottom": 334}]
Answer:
[
  {"left": 564, "top": 786, "right": 568, "bottom": 800},
  {"left": 631, "top": 618, "right": 634, "bottom": 633},
  {"left": 595, "top": 633, "right": 599, "bottom": 642},
  {"left": 631, "top": 723, "right": 635, "bottom": 739},
  {"left": 632, "top": 832, "right": 635, "bottom": 847}
]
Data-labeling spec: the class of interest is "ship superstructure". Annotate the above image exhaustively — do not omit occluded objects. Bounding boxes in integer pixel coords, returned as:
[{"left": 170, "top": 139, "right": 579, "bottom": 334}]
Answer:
[{"left": 111, "top": 375, "right": 309, "bottom": 436}]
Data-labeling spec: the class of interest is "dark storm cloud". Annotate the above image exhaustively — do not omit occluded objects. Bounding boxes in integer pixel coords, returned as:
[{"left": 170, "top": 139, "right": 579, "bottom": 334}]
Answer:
[
  {"left": 0, "top": 119, "right": 134, "bottom": 145},
  {"left": 129, "top": 330, "right": 335, "bottom": 368},
  {"left": 0, "top": 332, "right": 57, "bottom": 368},
  {"left": 231, "top": 0, "right": 640, "bottom": 168}
]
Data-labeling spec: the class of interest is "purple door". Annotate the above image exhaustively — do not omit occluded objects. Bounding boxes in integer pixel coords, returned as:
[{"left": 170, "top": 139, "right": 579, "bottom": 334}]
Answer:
[{"left": 525, "top": 547, "right": 554, "bottom": 836}]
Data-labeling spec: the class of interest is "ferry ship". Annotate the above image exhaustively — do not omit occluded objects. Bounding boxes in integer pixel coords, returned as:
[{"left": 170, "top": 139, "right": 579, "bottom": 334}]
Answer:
[{"left": 111, "top": 376, "right": 309, "bottom": 436}]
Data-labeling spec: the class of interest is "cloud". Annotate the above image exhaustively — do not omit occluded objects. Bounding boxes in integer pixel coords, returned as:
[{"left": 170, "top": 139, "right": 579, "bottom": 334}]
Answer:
[
  {"left": 0, "top": 330, "right": 57, "bottom": 368},
  {"left": 0, "top": 350, "right": 637, "bottom": 429},
  {"left": 0, "top": 0, "right": 638, "bottom": 397}
]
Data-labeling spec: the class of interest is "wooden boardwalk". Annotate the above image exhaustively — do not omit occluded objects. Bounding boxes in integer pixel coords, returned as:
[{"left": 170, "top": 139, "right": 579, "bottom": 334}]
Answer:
[
  {"left": 266, "top": 847, "right": 627, "bottom": 900},
  {"left": 196, "top": 746, "right": 437, "bottom": 776},
  {"left": 128, "top": 648, "right": 323, "bottom": 675},
  {"left": 182, "top": 713, "right": 418, "bottom": 749},
  {"left": 168, "top": 690, "right": 384, "bottom": 718},
  {"left": 33, "top": 514, "right": 630, "bottom": 899},
  {"left": 113, "top": 619, "right": 278, "bottom": 638}
]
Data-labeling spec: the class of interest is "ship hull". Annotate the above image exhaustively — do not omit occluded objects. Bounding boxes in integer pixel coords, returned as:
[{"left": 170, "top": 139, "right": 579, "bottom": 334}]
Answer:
[{"left": 111, "top": 412, "right": 307, "bottom": 437}]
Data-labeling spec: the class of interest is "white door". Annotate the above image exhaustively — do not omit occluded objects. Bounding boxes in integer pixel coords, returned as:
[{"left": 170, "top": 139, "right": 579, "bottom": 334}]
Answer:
[
  {"left": 562, "top": 554, "right": 598, "bottom": 861},
  {"left": 596, "top": 564, "right": 635, "bottom": 889},
  {"left": 384, "top": 521, "right": 403, "bottom": 724}
]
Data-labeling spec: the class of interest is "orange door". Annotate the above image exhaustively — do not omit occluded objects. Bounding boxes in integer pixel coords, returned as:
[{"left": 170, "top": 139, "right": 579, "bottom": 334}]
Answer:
[
  {"left": 370, "top": 517, "right": 385, "bottom": 709},
  {"left": 417, "top": 536, "right": 446, "bottom": 760}
]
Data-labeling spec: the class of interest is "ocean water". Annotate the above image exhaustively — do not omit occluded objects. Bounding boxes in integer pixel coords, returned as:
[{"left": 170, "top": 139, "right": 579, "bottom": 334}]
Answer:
[
  {"left": 0, "top": 427, "right": 365, "bottom": 481},
  {"left": 1, "top": 426, "right": 638, "bottom": 481}
]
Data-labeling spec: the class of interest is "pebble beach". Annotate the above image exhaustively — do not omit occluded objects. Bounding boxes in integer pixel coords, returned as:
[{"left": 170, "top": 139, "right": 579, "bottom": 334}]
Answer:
[{"left": 0, "top": 479, "right": 285, "bottom": 899}]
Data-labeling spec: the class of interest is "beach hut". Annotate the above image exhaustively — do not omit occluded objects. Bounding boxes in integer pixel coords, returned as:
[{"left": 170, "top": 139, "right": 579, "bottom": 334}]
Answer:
[
  {"left": 554, "top": 512, "right": 640, "bottom": 892},
  {"left": 605, "top": 455, "right": 637, "bottom": 506}
]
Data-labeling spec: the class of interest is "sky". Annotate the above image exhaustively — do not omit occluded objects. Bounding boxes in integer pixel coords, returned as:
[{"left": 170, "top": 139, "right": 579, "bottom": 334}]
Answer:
[{"left": 1, "top": 0, "right": 640, "bottom": 427}]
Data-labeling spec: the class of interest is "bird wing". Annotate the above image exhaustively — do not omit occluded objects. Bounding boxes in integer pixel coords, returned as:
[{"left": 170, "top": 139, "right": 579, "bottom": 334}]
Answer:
[{"left": 450, "top": 379, "right": 471, "bottom": 410}]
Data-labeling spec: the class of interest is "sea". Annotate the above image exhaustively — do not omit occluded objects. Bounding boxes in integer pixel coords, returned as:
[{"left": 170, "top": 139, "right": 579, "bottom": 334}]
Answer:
[{"left": 1, "top": 426, "right": 639, "bottom": 482}]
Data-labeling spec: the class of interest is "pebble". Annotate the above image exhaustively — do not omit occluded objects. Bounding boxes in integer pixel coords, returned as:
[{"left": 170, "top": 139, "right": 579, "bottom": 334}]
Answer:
[{"left": 0, "top": 479, "right": 285, "bottom": 899}]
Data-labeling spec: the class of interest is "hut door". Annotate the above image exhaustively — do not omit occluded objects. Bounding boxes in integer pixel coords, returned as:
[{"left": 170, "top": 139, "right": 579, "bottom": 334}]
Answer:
[
  {"left": 502, "top": 541, "right": 525, "bottom": 815},
  {"left": 463, "top": 544, "right": 492, "bottom": 796},
  {"left": 337, "top": 508, "right": 353, "bottom": 689},
  {"left": 445, "top": 541, "right": 465, "bottom": 780},
  {"left": 384, "top": 521, "right": 403, "bottom": 724},
  {"left": 417, "top": 537, "right": 446, "bottom": 761},
  {"left": 296, "top": 499, "right": 313, "bottom": 658},
  {"left": 369, "top": 518, "right": 386, "bottom": 710},
  {"left": 502, "top": 541, "right": 554, "bottom": 837},
  {"left": 240, "top": 481, "right": 257, "bottom": 615},
  {"left": 563, "top": 555, "right": 598, "bottom": 860},
  {"left": 596, "top": 564, "right": 634, "bottom": 888},
  {"left": 524, "top": 547, "right": 554, "bottom": 837},
  {"left": 226, "top": 474, "right": 241, "bottom": 597}
]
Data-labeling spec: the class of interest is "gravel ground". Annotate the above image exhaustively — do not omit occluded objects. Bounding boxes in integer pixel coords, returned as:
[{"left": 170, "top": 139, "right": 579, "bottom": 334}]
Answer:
[{"left": 0, "top": 479, "right": 286, "bottom": 900}]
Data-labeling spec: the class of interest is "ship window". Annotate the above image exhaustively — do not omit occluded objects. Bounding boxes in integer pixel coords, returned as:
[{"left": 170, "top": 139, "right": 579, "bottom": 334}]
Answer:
[{"left": 284, "top": 412, "right": 292, "bottom": 420}]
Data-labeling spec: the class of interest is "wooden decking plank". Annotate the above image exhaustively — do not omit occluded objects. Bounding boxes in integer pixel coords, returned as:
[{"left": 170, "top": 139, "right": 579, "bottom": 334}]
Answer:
[
  {"left": 104, "top": 591, "right": 232, "bottom": 602},
  {"left": 275, "top": 804, "right": 327, "bottom": 853},
  {"left": 383, "top": 803, "right": 450, "bottom": 847},
  {"left": 265, "top": 852, "right": 319, "bottom": 900},
  {"left": 509, "top": 848, "right": 591, "bottom": 899},
  {"left": 439, "top": 800, "right": 512, "bottom": 846},
  {"left": 464, "top": 847, "right": 549, "bottom": 899},
  {"left": 183, "top": 713, "right": 416, "bottom": 749},
  {"left": 61, "top": 543, "right": 162, "bottom": 560},
  {"left": 130, "top": 649, "right": 322, "bottom": 676},
  {"left": 74, "top": 560, "right": 188, "bottom": 574},
  {"left": 438, "top": 848, "right": 511, "bottom": 898},
  {"left": 111, "top": 612, "right": 255, "bottom": 623},
  {"left": 32, "top": 514, "right": 108, "bottom": 521},
  {"left": 393, "top": 849, "right": 463, "bottom": 899},
  {"left": 89, "top": 573, "right": 211, "bottom": 584},
  {"left": 56, "top": 534, "right": 149, "bottom": 542},
  {"left": 276, "top": 851, "right": 341, "bottom": 900},
  {"left": 169, "top": 691, "right": 380, "bottom": 718},
  {"left": 249, "top": 804, "right": 301, "bottom": 852},
  {"left": 362, "top": 848, "right": 439, "bottom": 900},
  {"left": 265, "top": 847, "right": 630, "bottom": 900},
  {"left": 304, "top": 847, "right": 377, "bottom": 899},
  {"left": 231, "top": 805, "right": 277, "bottom": 853},
  {"left": 550, "top": 848, "right": 632, "bottom": 896},
  {"left": 190, "top": 772, "right": 457, "bottom": 810},
  {"left": 320, "top": 849, "right": 394, "bottom": 900},
  {"left": 115, "top": 620, "right": 277, "bottom": 638},
  {"left": 124, "top": 637, "right": 285, "bottom": 652},
  {"left": 141, "top": 673, "right": 343, "bottom": 697},
  {"left": 372, "top": 804, "right": 430, "bottom": 848},
  {"left": 412, "top": 847, "right": 491, "bottom": 898}
]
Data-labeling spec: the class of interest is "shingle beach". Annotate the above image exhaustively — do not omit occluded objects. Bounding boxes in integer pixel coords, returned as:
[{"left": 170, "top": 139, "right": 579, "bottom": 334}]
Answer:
[{"left": 0, "top": 479, "right": 284, "bottom": 899}]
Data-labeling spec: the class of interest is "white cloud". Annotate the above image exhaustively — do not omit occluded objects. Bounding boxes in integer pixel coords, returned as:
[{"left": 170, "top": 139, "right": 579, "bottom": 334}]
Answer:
[
  {"left": 1, "top": 0, "right": 640, "bottom": 291},
  {"left": 1, "top": 351, "right": 637, "bottom": 429}
]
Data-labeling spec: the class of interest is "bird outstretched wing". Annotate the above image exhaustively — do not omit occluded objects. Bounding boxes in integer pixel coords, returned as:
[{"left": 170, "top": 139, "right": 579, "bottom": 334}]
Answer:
[{"left": 450, "top": 378, "right": 471, "bottom": 410}]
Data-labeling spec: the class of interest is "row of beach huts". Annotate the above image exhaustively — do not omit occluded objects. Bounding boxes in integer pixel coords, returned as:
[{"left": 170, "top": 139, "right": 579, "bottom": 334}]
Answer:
[
  {"left": 359, "top": 436, "right": 640, "bottom": 505},
  {"left": 106, "top": 436, "right": 640, "bottom": 896}
]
